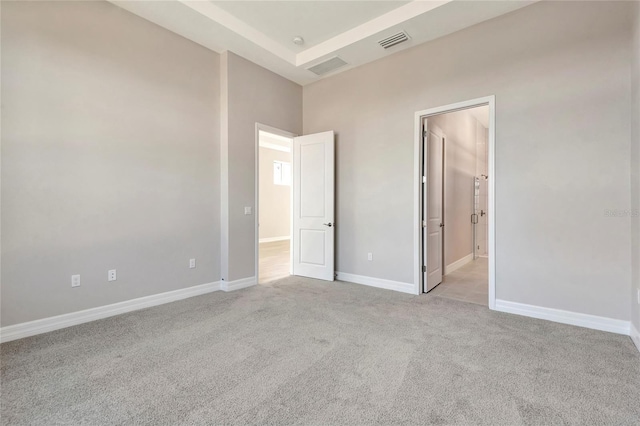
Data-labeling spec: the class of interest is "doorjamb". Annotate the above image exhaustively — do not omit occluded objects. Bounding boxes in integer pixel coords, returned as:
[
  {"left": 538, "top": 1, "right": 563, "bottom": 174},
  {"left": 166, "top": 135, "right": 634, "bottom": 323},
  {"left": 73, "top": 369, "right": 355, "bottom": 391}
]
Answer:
[
  {"left": 413, "top": 96, "right": 496, "bottom": 309},
  {"left": 254, "top": 123, "right": 297, "bottom": 283}
]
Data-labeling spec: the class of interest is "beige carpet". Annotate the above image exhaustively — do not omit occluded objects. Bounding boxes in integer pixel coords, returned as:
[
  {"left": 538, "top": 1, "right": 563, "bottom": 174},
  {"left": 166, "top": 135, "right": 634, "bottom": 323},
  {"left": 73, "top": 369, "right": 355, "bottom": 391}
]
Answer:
[{"left": 2, "top": 276, "right": 639, "bottom": 425}]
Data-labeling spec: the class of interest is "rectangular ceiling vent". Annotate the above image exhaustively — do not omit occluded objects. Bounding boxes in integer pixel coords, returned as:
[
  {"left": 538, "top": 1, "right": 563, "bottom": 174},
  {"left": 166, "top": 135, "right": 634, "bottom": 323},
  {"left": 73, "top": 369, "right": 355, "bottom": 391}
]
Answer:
[
  {"left": 378, "top": 31, "right": 410, "bottom": 49},
  {"left": 307, "top": 56, "right": 348, "bottom": 76}
]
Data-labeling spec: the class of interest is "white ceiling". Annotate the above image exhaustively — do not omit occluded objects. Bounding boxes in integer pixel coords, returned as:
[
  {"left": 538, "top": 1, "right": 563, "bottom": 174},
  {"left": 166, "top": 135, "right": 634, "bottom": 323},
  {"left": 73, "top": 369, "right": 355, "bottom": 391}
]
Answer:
[
  {"left": 212, "top": 1, "right": 410, "bottom": 52},
  {"left": 110, "top": 0, "right": 537, "bottom": 85}
]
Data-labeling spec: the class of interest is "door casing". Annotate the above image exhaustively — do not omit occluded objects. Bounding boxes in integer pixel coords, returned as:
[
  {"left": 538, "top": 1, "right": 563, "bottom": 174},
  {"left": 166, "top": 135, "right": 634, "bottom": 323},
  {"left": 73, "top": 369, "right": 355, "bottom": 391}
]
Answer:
[{"left": 413, "top": 96, "right": 496, "bottom": 309}]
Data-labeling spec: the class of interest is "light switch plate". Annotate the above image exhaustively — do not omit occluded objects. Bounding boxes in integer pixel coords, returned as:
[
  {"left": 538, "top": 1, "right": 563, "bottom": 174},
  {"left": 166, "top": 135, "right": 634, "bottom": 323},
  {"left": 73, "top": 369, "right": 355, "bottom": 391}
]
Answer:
[{"left": 244, "top": 207, "right": 252, "bottom": 215}]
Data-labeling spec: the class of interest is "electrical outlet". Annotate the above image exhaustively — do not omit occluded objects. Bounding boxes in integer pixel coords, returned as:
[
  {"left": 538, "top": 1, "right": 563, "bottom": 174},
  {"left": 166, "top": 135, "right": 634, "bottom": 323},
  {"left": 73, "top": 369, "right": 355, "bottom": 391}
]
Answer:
[
  {"left": 71, "top": 275, "right": 81, "bottom": 288},
  {"left": 637, "top": 289, "right": 640, "bottom": 305},
  {"left": 244, "top": 206, "right": 252, "bottom": 215},
  {"left": 367, "top": 253, "right": 373, "bottom": 261},
  {"left": 108, "top": 269, "right": 117, "bottom": 282},
  {"left": 189, "top": 258, "right": 196, "bottom": 269}
]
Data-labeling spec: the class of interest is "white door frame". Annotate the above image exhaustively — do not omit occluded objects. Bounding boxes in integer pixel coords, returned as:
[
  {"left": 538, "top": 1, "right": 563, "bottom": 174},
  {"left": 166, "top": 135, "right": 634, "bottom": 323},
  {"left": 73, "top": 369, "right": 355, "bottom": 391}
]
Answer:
[
  {"left": 413, "top": 96, "right": 496, "bottom": 309},
  {"left": 254, "top": 123, "right": 298, "bottom": 283}
]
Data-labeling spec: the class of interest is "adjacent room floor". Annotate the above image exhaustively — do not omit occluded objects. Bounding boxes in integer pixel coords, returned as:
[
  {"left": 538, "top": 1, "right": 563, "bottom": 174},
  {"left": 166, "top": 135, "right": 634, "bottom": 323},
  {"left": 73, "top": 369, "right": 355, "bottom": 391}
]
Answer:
[
  {"left": 2, "top": 277, "right": 639, "bottom": 425},
  {"left": 430, "top": 257, "right": 488, "bottom": 305},
  {"left": 258, "top": 240, "right": 290, "bottom": 284}
]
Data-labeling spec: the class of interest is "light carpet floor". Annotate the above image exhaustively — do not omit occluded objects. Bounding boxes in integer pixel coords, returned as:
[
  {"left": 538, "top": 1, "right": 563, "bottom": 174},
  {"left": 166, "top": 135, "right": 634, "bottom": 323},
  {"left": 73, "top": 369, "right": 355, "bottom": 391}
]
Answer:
[{"left": 1, "top": 276, "right": 639, "bottom": 425}]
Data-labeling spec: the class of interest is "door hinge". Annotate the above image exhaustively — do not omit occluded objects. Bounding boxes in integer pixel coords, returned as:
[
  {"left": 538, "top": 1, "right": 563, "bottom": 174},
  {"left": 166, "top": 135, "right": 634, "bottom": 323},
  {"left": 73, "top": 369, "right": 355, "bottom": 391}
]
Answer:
[
  {"left": 422, "top": 220, "right": 426, "bottom": 228},
  {"left": 422, "top": 176, "right": 426, "bottom": 183},
  {"left": 422, "top": 265, "right": 426, "bottom": 273},
  {"left": 423, "top": 130, "right": 428, "bottom": 138}
]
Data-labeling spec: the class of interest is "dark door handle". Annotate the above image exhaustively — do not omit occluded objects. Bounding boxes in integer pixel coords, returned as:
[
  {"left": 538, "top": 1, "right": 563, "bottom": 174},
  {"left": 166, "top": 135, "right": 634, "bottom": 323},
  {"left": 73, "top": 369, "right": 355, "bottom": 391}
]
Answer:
[{"left": 323, "top": 223, "right": 333, "bottom": 227}]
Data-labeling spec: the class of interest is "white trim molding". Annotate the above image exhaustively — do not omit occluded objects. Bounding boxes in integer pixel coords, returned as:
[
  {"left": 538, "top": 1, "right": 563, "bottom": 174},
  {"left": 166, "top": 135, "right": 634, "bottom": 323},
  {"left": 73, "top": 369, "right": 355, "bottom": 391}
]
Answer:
[
  {"left": 221, "top": 276, "right": 257, "bottom": 292},
  {"left": 495, "top": 299, "right": 631, "bottom": 336},
  {"left": 0, "top": 281, "right": 221, "bottom": 343},
  {"left": 336, "top": 272, "right": 415, "bottom": 295},
  {"left": 259, "top": 236, "right": 290, "bottom": 243},
  {"left": 631, "top": 322, "right": 640, "bottom": 353},
  {"left": 444, "top": 253, "right": 473, "bottom": 275}
]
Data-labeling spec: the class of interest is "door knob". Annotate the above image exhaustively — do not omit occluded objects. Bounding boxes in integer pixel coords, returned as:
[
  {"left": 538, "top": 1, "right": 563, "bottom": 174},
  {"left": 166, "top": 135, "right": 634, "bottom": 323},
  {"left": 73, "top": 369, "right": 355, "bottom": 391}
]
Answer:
[{"left": 323, "top": 223, "right": 333, "bottom": 227}]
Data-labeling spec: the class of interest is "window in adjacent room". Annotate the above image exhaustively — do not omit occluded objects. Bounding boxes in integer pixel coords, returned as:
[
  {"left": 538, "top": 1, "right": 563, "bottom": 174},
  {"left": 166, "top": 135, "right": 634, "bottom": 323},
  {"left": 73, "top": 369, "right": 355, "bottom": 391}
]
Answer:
[{"left": 274, "top": 161, "right": 291, "bottom": 186}]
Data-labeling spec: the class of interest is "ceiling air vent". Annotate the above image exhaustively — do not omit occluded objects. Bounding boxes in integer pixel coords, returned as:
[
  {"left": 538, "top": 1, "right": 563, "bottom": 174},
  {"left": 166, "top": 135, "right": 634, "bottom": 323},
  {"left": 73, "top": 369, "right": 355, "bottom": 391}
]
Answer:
[
  {"left": 307, "top": 56, "right": 348, "bottom": 76},
  {"left": 378, "top": 31, "right": 410, "bottom": 49}
]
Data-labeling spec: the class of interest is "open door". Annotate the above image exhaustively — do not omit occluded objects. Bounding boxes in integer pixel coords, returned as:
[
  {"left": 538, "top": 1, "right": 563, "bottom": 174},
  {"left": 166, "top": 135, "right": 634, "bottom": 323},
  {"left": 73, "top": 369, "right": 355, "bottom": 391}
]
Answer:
[
  {"left": 423, "top": 123, "right": 444, "bottom": 292},
  {"left": 292, "top": 131, "right": 335, "bottom": 281}
]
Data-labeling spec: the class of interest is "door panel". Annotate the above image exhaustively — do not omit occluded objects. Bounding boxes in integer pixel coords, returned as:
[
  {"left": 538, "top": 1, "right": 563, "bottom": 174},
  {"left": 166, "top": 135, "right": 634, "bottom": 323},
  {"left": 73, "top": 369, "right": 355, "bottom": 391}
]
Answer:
[
  {"left": 423, "top": 124, "right": 444, "bottom": 292},
  {"left": 293, "top": 131, "right": 335, "bottom": 281},
  {"left": 300, "top": 143, "right": 326, "bottom": 217}
]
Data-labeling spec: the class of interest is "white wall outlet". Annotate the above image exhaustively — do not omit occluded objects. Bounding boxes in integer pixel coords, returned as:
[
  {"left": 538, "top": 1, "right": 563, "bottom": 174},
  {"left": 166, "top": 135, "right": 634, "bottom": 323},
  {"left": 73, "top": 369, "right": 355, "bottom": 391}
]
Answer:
[
  {"left": 108, "top": 269, "right": 117, "bottom": 282},
  {"left": 367, "top": 253, "right": 373, "bottom": 261},
  {"left": 189, "top": 258, "right": 196, "bottom": 269},
  {"left": 244, "top": 206, "right": 252, "bottom": 215},
  {"left": 637, "top": 289, "right": 640, "bottom": 305},
  {"left": 71, "top": 275, "right": 81, "bottom": 288}
]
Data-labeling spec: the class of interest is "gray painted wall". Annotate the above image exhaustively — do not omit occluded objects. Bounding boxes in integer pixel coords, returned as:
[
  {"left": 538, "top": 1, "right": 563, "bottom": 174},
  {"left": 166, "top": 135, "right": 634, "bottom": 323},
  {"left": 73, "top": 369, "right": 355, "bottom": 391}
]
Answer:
[
  {"left": 1, "top": 1, "right": 220, "bottom": 326},
  {"left": 631, "top": 2, "right": 640, "bottom": 334},
  {"left": 259, "top": 147, "right": 291, "bottom": 240},
  {"left": 220, "top": 52, "right": 301, "bottom": 282},
  {"left": 1, "top": 0, "right": 637, "bottom": 332},
  {"left": 303, "top": 1, "right": 634, "bottom": 321}
]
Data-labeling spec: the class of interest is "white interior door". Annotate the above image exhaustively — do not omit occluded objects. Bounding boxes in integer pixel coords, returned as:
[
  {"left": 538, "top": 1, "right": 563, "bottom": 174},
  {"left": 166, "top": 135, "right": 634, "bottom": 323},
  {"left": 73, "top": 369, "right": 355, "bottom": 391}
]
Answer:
[
  {"left": 292, "top": 131, "right": 335, "bottom": 281},
  {"left": 423, "top": 123, "right": 444, "bottom": 292}
]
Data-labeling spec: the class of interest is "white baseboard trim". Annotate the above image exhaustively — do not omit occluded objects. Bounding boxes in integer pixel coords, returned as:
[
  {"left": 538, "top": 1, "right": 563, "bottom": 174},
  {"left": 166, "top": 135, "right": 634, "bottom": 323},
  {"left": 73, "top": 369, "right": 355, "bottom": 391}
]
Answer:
[
  {"left": 336, "top": 272, "right": 415, "bottom": 295},
  {"left": 221, "top": 276, "right": 257, "bottom": 292},
  {"left": 444, "top": 253, "right": 474, "bottom": 275},
  {"left": 0, "top": 281, "right": 221, "bottom": 344},
  {"left": 259, "top": 236, "right": 290, "bottom": 243},
  {"left": 631, "top": 322, "right": 640, "bottom": 353},
  {"left": 495, "top": 299, "right": 630, "bottom": 335}
]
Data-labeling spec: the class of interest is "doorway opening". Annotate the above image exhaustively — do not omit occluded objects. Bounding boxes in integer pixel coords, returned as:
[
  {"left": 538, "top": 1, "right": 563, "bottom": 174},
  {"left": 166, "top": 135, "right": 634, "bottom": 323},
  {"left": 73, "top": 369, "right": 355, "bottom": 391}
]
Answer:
[
  {"left": 255, "top": 125, "right": 336, "bottom": 285},
  {"left": 255, "top": 125, "right": 295, "bottom": 285},
  {"left": 414, "top": 96, "right": 495, "bottom": 308}
]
